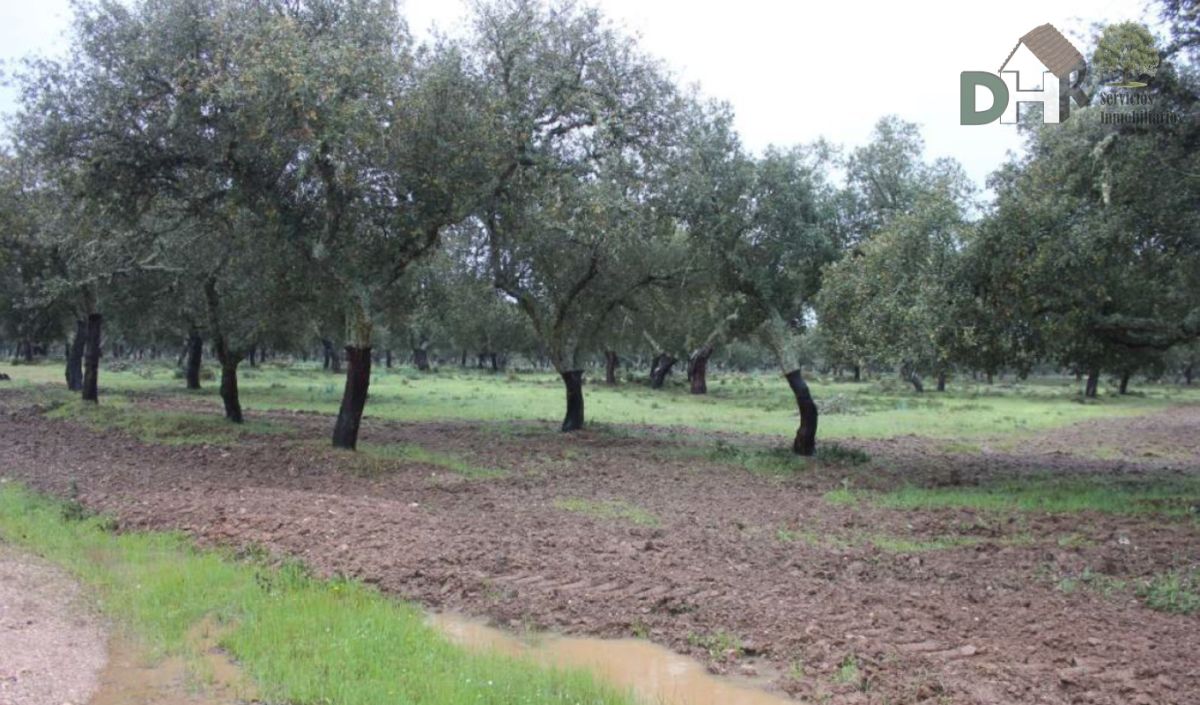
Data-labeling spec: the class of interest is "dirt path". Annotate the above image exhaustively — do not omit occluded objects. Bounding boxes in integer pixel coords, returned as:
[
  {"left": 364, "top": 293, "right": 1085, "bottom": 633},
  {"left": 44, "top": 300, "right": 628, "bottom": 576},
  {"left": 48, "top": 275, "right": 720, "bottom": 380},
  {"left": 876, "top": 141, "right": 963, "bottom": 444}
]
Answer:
[
  {"left": 0, "top": 543, "right": 107, "bottom": 705},
  {"left": 1, "top": 392, "right": 1197, "bottom": 705}
]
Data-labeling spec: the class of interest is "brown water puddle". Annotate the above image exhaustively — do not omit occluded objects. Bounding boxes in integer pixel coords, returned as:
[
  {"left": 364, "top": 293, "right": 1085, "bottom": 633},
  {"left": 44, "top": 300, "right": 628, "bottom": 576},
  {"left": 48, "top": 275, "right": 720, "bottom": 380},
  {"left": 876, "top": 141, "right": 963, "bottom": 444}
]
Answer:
[
  {"left": 430, "top": 613, "right": 797, "bottom": 705},
  {"left": 89, "top": 618, "right": 256, "bottom": 705}
]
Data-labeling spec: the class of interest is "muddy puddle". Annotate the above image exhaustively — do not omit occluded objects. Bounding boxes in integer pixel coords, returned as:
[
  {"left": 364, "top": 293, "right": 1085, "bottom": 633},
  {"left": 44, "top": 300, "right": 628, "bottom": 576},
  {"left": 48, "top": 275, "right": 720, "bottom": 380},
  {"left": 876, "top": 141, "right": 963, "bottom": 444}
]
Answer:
[
  {"left": 89, "top": 618, "right": 255, "bottom": 705},
  {"left": 431, "top": 612, "right": 796, "bottom": 705}
]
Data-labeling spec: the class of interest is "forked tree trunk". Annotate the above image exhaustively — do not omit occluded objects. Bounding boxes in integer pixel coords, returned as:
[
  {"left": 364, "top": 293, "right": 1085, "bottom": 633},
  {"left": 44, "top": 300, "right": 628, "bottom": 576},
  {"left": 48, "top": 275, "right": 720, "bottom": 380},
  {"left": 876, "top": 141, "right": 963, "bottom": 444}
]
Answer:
[
  {"left": 785, "top": 369, "right": 818, "bottom": 456},
  {"left": 413, "top": 347, "right": 431, "bottom": 372},
  {"left": 1084, "top": 368, "right": 1100, "bottom": 398},
  {"left": 82, "top": 314, "right": 102, "bottom": 403},
  {"left": 688, "top": 345, "right": 713, "bottom": 395},
  {"left": 936, "top": 371, "right": 947, "bottom": 392},
  {"left": 604, "top": 350, "right": 619, "bottom": 385},
  {"left": 185, "top": 329, "right": 203, "bottom": 389},
  {"left": 560, "top": 370, "right": 584, "bottom": 432},
  {"left": 65, "top": 319, "right": 85, "bottom": 391},
  {"left": 332, "top": 346, "right": 371, "bottom": 449},
  {"left": 650, "top": 353, "right": 676, "bottom": 389},
  {"left": 1119, "top": 371, "right": 1131, "bottom": 395}
]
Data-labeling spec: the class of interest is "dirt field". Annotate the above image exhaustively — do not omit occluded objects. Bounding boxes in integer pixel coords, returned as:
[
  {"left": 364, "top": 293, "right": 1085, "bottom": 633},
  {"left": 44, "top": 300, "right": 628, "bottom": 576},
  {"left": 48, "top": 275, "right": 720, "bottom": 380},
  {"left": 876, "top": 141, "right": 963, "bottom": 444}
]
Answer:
[{"left": 1, "top": 389, "right": 1197, "bottom": 705}]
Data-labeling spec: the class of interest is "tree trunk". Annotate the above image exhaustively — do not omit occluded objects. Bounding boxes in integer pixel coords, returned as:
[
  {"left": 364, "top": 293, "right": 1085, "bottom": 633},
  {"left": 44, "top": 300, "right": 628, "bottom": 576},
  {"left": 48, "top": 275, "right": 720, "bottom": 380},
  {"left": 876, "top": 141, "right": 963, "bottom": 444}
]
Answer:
[
  {"left": 688, "top": 345, "right": 713, "bottom": 395},
  {"left": 852, "top": 364, "right": 861, "bottom": 382},
  {"left": 936, "top": 371, "right": 947, "bottom": 392},
  {"left": 1186, "top": 364, "right": 1194, "bottom": 386},
  {"left": 248, "top": 346, "right": 257, "bottom": 368},
  {"left": 986, "top": 371, "right": 994, "bottom": 385},
  {"left": 214, "top": 343, "right": 244, "bottom": 423},
  {"left": 185, "top": 329, "right": 203, "bottom": 389},
  {"left": 1119, "top": 371, "right": 1131, "bottom": 395},
  {"left": 65, "top": 320, "right": 85, "bottom": 391},
  {"left": 386, "top": 349, "right": 393, "bottom": 368},
  {"left": 604, "top": 351, "right": 619, "bottom": 385},
  {"left": 22, "top": 340, "right": 33, "bottom": 363},
  {"left": 322, "top": 339, "right": 332, "bottom": 370},
  {"left": 81, "top": 314, "right": 102, "bottom": 403},
  {"left": 1084, "top": 368, "right": 1100, "bottom": 398},
  {"left": 650, "top": 353, "right": 676, "bottom": 389},
  {"left": 785, "top": 369, "right": 818, "bottom": 456},
  {"left": 906, "top": 369, "right": 924, "bottom": 393},
  {"left": 460, "top": 349, "right": 467, "bottom": 367},
  {"left": 489, "top": 352, "right": 499, "bottom": 372},
  {"left": 332, "top": 346, "right": 372, "bottom": 449},
  {"left": 560, "top": 370, "right": 584, "bottom": 432},
  {"left": 412, "top": 347, "right": 430, "bottom": 372}
]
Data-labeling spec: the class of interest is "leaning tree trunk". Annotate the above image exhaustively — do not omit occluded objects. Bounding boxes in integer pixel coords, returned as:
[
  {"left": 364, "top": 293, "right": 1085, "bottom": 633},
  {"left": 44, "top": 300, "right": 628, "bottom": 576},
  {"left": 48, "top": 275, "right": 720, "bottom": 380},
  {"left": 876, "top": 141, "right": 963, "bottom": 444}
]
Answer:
[
  {"left": 649, "top": 353, "right": 677, "bottom": 389},
  {"left": 185, "top": 329, "right": 203, "bottom": 390},
  {"left": 785, "top": 370, "right": 818, "bottom": 456},
  {"left": 604, "top": 350, "right": 619, "bottom": 385},
  {"left": 332, "top": 346, "right": 372, "bottom": 450},
  {"left": 688, "top": 345, "right": 713, "bottom": 395},
  {"left": 412, "top": 347, "right": 431, "bottom": 372},
  {"left": 1084, "top": 368, "right": 1100, "bottom": 398},
  {"left": 81, "top": 314, "right": 102, "bottom": 403},
  {"left": 560, "top": 370, "right": 585, "bottom": 432},
  {"left": 1119, "top": 371, "right": 1131, "bottom": 395},
  {"left": 905, "top": 368, "right": 924, "bottom": 393},
  {"left": 65, "top": 319, "right": 85, "bottom": 391}
]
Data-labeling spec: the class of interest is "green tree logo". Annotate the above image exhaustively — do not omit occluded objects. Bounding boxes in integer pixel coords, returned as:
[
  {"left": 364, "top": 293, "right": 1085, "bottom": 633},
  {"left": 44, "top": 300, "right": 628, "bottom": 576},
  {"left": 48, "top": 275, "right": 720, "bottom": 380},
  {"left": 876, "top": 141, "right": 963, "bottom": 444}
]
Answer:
[{"left": 1092, "top": 22, "right": 1160, "bottom": 88}]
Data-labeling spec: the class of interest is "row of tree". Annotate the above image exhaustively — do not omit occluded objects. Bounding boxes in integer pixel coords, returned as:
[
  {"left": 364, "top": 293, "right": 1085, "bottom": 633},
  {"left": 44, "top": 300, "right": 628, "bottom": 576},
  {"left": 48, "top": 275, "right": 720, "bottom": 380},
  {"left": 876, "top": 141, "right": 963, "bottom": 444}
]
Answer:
[{"left": 1, "top": 0, "right": 1197, "bottom": 454}]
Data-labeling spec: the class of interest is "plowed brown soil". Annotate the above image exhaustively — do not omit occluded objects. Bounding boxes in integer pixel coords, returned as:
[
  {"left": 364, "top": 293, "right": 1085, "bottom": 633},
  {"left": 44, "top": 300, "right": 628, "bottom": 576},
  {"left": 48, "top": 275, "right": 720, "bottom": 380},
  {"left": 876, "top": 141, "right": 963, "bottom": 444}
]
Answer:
[{"left": 1, "top": 390, "right": 1197, "bottom": 705}]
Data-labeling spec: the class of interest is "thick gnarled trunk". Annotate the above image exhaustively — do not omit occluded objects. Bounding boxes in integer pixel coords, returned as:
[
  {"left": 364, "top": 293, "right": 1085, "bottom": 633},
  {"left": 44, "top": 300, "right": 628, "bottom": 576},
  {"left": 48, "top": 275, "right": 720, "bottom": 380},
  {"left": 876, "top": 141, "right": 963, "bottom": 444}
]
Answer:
[
  {"left": 219, "top": 356, "right": 243, "bottom": 423},
  {"left": 785, "top": 369, "right": 818, "bottom": 456},
  {"left": 560, "top": 370, "right": 584, "bottom": 432},
  {"left": 687, "top": 345, "right": 713, "bottom": 394},
  {"left": 649, "top": 353, "right": 676, "bottom": 389},
  {"left": 82, "top": 314, "right": 102, "bottom": 403}
]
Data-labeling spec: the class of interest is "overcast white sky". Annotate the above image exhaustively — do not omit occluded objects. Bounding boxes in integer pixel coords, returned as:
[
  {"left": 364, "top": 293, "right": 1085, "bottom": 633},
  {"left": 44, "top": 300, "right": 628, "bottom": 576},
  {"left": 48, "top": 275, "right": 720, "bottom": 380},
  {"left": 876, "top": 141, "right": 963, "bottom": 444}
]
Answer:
[{"left": 0, "top": 0, "right": 1156, "bottom": 188}]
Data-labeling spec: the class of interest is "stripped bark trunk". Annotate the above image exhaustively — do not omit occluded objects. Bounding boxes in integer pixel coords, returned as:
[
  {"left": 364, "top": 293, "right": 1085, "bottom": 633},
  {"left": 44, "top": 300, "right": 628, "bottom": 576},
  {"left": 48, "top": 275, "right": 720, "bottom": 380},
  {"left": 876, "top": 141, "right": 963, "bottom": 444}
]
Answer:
[
  {"left": 65, "top": 320, "right": 85, "bottom": 391},
  {"left": 604, "top": 351, "right": 619, "bottom": 385},
  {"left": 688, "top": 345, "right": 713, "bottom": 395},
  {"left": 560, "top": 370, "right": 584, "bottom": 432},
  {"left": 785, "top": 370, "right": 818, "bottom": 456},
  {"left": 185, "top": 329, "right": 203, "bottom": 389},
  {"left": 332, "top": 347, "right": 371, "bottom": 449},
  {"left": 649, "top": 353, "right": 676, "bottom": 389},
  {"left": 82, "top": 314, "right": 101, "bottom": 403}
]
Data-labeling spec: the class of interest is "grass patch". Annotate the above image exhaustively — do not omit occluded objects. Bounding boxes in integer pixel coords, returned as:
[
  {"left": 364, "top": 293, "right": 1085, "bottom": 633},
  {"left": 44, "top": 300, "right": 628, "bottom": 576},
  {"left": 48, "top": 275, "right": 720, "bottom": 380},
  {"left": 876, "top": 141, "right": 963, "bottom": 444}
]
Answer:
[
  {"left": 356, "top": 443, "right": 506, "bottom": 479},
  {"left": 46, "top": 398, "right": 286, "bottom": 446},
  {"left": 6, "top": 362, "right": 1193, "bottom": 442},
  {"left": 686, "top": 630, "right": 742, "bottom": 659},
  {"left": 1137, "top": 568, "right": 1200, "bottom": 614},
  {"left": 0, "top": 483, "right": 635, "bottom": 705},
  {"left": 704, "top": 439, "right": 870, "bottom": 476},
  {"left": 826, "top": 476, "right": 1200, "bottom": 517},
  {"left": 552, "top": 497, "right": 659, "bottom": 527}
]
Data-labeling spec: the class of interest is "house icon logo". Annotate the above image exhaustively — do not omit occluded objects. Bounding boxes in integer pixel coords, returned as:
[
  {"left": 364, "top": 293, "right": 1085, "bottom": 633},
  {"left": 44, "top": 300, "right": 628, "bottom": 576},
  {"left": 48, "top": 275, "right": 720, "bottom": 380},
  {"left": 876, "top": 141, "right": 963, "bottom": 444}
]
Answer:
[{"left": 961, "top": 24, "right": 1089, "bottom": 125}]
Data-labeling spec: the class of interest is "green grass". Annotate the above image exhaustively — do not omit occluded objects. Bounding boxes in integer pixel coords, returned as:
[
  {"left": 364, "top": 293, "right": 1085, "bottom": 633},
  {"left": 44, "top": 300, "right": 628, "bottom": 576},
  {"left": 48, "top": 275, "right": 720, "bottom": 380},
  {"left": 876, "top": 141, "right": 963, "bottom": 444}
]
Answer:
[
  {"left": 1137, "top": 568, "right": 1200, "bottom": 614},
  {"left": 552, "top": 497, "right": 659, "bottom": 526},
  {"left": 5, "top": 361, "right": 1195, "bottom": 442},
  {"left": 45, "top": 395, "right": 287, "bottom": 446},
  {"left": 826, "top": 476, "right": 1200, "bottom": 517},
  {"left": 356, "top": 443, "right": 506, "bottom": 479},
  {"left": 0, "top": 483, "right": 635, "bottom": 705}
]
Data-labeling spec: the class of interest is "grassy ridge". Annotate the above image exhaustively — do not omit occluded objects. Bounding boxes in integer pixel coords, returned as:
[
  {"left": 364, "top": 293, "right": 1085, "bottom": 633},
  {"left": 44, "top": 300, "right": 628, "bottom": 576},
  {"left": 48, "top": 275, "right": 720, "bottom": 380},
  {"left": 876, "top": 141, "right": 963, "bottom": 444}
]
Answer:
[
  {"left": 0, "top": 483, "right": 634, "bottom": 705},
  {"left": 5, "top": 361, "right": 1194, "bottom": 440}
]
